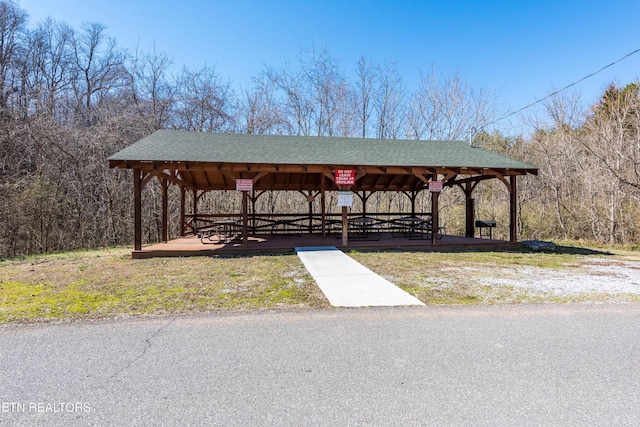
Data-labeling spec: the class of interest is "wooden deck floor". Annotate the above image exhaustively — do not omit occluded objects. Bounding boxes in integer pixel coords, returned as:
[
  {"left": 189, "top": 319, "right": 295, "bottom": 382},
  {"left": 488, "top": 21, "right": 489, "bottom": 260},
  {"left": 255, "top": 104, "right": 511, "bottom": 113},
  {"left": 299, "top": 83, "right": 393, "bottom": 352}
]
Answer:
[{"left": 132, "top": 233, "right": 518, "bottom": 258}]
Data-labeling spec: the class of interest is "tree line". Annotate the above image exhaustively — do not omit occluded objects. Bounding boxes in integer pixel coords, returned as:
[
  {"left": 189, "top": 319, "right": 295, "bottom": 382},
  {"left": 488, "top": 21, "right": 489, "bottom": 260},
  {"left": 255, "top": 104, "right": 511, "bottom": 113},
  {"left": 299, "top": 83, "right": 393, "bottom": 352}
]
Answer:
[{"left": 0, "top": 0, "right": 638, "bottom": 257}]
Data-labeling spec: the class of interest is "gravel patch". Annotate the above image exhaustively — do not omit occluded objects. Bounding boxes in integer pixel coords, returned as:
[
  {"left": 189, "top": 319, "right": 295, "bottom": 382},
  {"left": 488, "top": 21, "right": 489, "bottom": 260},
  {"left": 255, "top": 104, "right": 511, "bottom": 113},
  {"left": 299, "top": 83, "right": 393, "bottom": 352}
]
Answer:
[{"left": 478, "top": 258, "right": 640, "bottom": 296}]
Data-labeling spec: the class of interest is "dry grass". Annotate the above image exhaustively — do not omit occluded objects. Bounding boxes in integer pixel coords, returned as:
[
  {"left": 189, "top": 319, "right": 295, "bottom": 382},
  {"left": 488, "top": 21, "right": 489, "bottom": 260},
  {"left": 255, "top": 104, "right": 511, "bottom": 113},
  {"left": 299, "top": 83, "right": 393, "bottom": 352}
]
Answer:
[
  {"left": 0, "top": 248, "right": 329, "bottom": 323},
  {"left": 348, "top": 248, "right": 640, "bottom": 305},
  {"left": 2, "top": 244, "right": 639, "bottom": 324}
]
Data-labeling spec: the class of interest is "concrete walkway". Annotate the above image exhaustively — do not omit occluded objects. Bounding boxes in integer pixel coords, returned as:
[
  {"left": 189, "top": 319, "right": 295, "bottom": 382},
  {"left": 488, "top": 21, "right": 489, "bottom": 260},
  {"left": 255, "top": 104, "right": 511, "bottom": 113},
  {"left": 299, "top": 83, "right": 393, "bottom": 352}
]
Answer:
[{"left": 295, "top": 246, "right": 424, "bottom": 307}]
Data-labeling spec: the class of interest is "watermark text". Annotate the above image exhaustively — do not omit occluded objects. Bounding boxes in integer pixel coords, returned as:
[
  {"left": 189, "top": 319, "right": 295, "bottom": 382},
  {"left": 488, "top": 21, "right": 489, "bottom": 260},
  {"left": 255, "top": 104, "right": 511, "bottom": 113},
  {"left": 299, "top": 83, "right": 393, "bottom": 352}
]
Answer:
[{"left": 1, "top": 402, "right": 91, "bottom": 414}]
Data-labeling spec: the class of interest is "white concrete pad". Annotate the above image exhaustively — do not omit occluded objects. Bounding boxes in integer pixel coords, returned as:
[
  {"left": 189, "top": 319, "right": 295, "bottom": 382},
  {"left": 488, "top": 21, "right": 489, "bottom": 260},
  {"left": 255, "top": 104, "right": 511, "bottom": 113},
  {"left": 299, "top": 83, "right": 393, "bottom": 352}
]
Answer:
[{"left": 295, "top": 246, "right": 424, "bottom": 307}]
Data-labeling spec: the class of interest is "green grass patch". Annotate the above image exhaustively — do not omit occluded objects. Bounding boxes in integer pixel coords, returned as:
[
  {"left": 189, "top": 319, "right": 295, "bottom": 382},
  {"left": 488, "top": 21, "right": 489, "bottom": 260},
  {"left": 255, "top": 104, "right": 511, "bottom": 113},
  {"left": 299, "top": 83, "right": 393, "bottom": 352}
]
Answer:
[{"left": 0, "top": 248, "right": 329, "bottom": 323}]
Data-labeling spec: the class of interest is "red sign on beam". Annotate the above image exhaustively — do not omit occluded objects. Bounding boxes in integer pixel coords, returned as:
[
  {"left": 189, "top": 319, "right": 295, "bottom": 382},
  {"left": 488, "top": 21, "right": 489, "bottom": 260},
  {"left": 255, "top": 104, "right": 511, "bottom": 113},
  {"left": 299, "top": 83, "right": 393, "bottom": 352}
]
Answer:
[
  {"left": 429, "top": 181, "right": 443, "bottom": 192},
  {"left": 335, "top": 169, "right": 356, "bottom": 186},
  {"left": 236, "top": 179, "right": 253, "bottom": 191}
]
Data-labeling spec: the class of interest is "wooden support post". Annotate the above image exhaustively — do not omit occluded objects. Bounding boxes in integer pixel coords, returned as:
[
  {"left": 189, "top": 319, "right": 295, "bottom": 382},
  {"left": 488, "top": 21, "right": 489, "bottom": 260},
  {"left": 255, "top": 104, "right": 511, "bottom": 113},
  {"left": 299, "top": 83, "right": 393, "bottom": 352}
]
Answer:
[
  {"left": 431, "top": 175, "right": 439, "bottom": 245},
  {"left": 510, "top": 175, "right": 518, "bottom": 242},
  {"left": 342, "top": 205, "right": 348, "bottom": 247},
  {"left": 179, "top": 186, "right": 185, "bottom": 237},
  {"left": 321, "top": 176, "right": 326, "bottom": 238},
  {"left": 251, "top": 189, "right": 256, "bottom": 234},
  {"left": 362, "top": 191, "right": 367, "bottom": 217},
  {"left": 133, "top": 169, "right": 142, "bottom": 251},
  {"left": 465, "top": 182, "right": 474, "bottom": 238},
  {"left": 308, "top": 191, "right": 313, "bottom": 233},
  {"left": 431, "top": 191, "right": 439, "bottom": 244},
  {"left": 340, "top": 183, "right": 350, "bottom": 247},
  {"left": 161, "top": 178, "right": 169, "bottom": 243},
  {"left": 242, "top": 190, "right": 249, "bottom": 249},
  {"left": 466, "top": 197, "right": 475, "bottom": 238},
  {"left": 411, "top": 190, "right": 417, "bottom": 217},
  {"left": 192, "top": 189, "right": 198, "bottom": 232}
]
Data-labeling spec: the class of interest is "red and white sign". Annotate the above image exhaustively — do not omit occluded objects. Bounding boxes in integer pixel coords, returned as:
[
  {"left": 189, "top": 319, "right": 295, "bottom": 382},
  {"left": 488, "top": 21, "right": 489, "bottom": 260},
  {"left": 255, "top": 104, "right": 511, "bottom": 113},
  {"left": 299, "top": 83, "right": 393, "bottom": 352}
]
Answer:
[
  {"left": 429, "top": 181, "right": 443, "bottom": 192},
  {"left": 236, "top": 179, "right": 253, "bottom": 191},
  {"left": 335, "top": 169, "right": 356, "bottom": 186}
]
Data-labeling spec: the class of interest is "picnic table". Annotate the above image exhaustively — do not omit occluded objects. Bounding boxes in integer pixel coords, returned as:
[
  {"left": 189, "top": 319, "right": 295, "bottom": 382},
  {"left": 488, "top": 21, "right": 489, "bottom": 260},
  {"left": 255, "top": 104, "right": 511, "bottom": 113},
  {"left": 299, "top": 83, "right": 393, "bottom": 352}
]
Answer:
[
  {"left": 347, "top": 216, "right": 381, "bottom": 241},
  {"left": 392, "top": 216, "right": 430, "bottom": 239},
  {"left": 198, "top": 219, "right": 240, "bottom": 244}
]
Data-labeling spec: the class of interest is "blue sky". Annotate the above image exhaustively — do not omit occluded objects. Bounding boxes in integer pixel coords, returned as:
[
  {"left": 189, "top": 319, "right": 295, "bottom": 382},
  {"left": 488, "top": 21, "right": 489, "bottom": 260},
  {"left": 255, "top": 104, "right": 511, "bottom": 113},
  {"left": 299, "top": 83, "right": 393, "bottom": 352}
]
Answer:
[{"left": 18, "top": 0, "right": 640, "bottom": 131}]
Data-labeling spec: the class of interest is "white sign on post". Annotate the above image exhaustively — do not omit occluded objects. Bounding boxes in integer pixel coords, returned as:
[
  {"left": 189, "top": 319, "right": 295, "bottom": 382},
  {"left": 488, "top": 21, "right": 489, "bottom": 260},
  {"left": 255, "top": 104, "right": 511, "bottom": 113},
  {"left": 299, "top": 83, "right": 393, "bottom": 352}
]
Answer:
[{"left": 337, "top": 191, "right": 353, "bottom": 207}]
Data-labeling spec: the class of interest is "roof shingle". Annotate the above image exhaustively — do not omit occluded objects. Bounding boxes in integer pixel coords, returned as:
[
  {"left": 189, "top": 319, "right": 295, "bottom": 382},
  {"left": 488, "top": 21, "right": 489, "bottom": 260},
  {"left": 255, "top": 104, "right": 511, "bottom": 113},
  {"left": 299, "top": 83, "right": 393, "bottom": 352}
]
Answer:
[{"left": 109, "top": 130, "right": 537, "bottom": 171}]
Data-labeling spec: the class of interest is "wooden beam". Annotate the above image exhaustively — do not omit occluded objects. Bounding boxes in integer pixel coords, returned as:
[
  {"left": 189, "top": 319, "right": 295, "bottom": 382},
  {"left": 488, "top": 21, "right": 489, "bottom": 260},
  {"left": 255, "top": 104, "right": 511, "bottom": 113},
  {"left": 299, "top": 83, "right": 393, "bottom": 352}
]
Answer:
[
  {"left": 510, "top": 175, "right": 518, "bottom": 242},
  {"left": 253, "top": 171, "right": 269, "bottom": 183},
  {"left": 141, "top": 168, "right": 163, "bottom": 188},
  {"left": 494, "top": 172, "right": 512, "bottom": 192},
  {"left": 442, "top": 171, "right": 458, "bottom": 183},
  {"left": 464, "top": 182, "right": 475, "bottom": 238},
  {"left": 242, "top": 191, "right": 248, "bottom": 249},
  {"left": 323, "top": 171, "right": 336, "bottom": 183},
  {"left": 142, "top": 168, "right": 195, "bottom": 190},
  {"left": 179, "top": 186, "right": 185, "bottom": 237},
  {"left": 160, "top": 177, "right": 169, "bottom": 243},
  {"left": 251, "top": 190, "right": 267, "bottom": 202},
  {"left": 192, "top": 189, "right": 198, "bottom": 232},
  {"left": 449, "top": 175, "right": 494, "bottom": 187},
  {"left": 112, "top": 160, "right": 537, "bottom": 177},
  {"left": 431, "top": 182, "right": 439, "bottom": 245},
  {"left": 413, "top": 174, "right": 431, "bottom": 186},
  {"left": 321, "top": 175, "right": 326, "bottom": 237},
  {"left": 222, "top": 172, "right": 237, "bottom": 187},
  {"left": 394, "top": 174, "right": 412, "bottom": 190},
  {"left": 108, "top": 159, "right": 127, "bottom": 168},
  {"left": 307, "top": 191, "right": 313, "bottom": 232},
  {"left": 372, "top": 174, "right": 386, "bottom": 188},
  {"left": 342, "top": 206, "right": 348, "bottom": 247},
  {"left": 133, "top": 169, "right": 142, "bottom": 251}
]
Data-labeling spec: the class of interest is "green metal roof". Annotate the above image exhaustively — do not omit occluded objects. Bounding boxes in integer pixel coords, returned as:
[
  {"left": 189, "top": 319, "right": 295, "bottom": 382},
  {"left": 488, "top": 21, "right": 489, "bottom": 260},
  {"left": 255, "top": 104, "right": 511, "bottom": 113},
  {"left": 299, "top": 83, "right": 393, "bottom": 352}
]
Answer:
[{"left": 109, "top": 130, "right": 537, "bottom": 171}]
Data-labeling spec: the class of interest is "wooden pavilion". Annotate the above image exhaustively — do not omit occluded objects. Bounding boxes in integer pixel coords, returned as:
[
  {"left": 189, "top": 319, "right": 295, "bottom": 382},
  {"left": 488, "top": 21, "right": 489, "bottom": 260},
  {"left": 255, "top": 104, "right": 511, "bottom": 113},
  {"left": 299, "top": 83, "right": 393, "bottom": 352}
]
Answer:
[{"left": 109, "top": 130, "right": 538, "bottom": 257}]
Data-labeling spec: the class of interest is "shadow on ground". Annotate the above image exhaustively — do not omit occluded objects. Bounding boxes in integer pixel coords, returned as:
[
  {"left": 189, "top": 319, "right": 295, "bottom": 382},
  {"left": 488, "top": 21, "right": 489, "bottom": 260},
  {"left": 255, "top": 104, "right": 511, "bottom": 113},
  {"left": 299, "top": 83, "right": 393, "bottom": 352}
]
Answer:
[
  {"left": 349, "top": 244, "right": 615, "bottom": 257},
  {"left": 553, "top": 245, "right": 613, "bottom": 256}
]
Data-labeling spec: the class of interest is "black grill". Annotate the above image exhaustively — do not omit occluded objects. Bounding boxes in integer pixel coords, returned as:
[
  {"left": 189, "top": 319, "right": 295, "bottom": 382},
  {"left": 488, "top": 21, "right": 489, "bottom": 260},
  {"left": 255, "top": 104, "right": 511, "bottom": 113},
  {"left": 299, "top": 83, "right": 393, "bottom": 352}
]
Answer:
[
  {"left": 475, "top": 220, "right": 496, "bottom": 239},
  {"left": 475, "top": 220, "right": 496, "bottom": 228}
]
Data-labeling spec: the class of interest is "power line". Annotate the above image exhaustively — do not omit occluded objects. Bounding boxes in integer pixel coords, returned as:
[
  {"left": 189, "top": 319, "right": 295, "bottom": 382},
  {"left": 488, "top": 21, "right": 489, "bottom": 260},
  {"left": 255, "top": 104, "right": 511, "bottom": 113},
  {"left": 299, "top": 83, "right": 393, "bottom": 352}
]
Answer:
[{"left": 485, "top": 47, "right": 640, "bottom": 127}]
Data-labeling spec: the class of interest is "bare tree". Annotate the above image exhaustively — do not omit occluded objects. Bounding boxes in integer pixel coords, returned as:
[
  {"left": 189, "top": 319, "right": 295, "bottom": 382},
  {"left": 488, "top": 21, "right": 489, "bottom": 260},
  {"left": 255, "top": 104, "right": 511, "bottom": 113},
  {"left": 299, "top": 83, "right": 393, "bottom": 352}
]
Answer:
[
  {"left": 298, "top": 45, "right": 351, "bottom": 136},
  {"left": 578, "top": 83, "right": 640, "bottom": 243},
  {"left": 268, "top": 63, "right": 313, "bottom": 136},
  {"left": 173, "top": 64, "right": 236, "bottom": 132},
  {"left": 24, "top": 18, "right": 75, "bottom": 120},
  {"left": 375, "top": 60, "right": 405, "bottom": 139},
  {"left": 355, "top": 55, "right": 376, "bottom": 138},
  {"left": 72, "top": 22, "right": 125, "bottom": 126},
  {"left": 406, "top": 67, "right": 496, "bottom": 141},
  {"left": 264, "top": 46, "right": 355, "bottom": 137},
  {"left": 240, "top": 72, "right": 287, "bottom": 135},
  {"left": 0, "top": 0, "right": 27, "bottom": 113},
  {"left": 127, "top": 45, "right": 175, "bottom": 132}
]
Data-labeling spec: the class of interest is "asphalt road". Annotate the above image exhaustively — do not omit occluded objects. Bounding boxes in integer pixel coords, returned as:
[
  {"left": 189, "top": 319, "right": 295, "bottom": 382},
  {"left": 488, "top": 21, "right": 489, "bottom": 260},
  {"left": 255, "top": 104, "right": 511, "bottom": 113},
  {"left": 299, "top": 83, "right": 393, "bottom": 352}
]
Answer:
[{"left": 1, "top": 304, "right": 640, "bottom": 426}]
